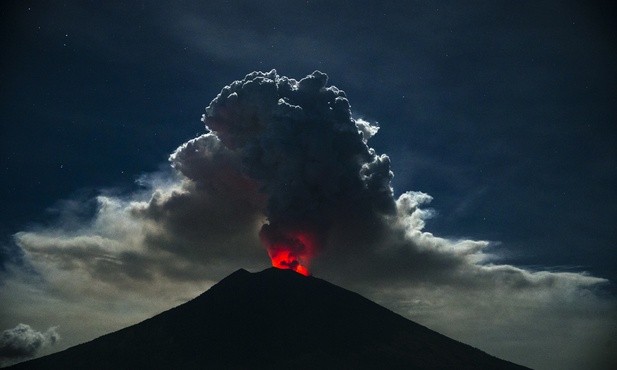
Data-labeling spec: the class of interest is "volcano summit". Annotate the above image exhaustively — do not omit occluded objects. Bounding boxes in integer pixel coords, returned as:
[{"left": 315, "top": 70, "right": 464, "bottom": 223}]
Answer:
[{"left": 9, "top": 268, "right": 528, "bottom": 369}]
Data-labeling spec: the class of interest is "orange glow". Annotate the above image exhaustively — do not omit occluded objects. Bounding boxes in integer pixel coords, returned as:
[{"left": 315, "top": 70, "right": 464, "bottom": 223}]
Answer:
[
  {"left": 262, "top": 229, "right": 316, "bottom": 276},
  {"left": 269, "top": 249, "right": 310, "bottom": 276}
]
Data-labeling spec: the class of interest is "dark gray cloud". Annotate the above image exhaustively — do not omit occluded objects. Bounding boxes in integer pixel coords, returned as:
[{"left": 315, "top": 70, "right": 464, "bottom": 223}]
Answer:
[
  {"left": 198, "top": 70, "right": 395, "bottom": 271},
  {"left": 10, "top": 71, "right": 611, "bottom": 295},
  {"left": 0, "top": 324, "right": 59, "bottom": 364}
]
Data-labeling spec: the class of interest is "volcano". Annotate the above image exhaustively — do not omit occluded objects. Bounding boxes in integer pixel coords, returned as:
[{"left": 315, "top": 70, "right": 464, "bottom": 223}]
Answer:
[{"left": 9, "top": 268, "right": 529, "bottom": 369}]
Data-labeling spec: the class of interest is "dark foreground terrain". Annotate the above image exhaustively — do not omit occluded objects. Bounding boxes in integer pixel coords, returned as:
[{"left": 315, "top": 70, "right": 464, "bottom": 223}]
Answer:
[{"left": 10, "top": 268, "right": 529, "bottom": 369}]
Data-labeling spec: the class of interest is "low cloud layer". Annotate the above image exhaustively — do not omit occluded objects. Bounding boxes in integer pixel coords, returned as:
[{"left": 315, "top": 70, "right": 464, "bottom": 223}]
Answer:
[
  {"left": 2, "top": 71, "right": 615, "bottom": 370},
  {"left": 0, "top": 324, "right": 59, "bottom": 366}
]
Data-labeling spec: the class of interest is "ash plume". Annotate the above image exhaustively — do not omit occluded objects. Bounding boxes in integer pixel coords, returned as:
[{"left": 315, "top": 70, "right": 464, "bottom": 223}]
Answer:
[{"left": 196, "top": 70, "right": 396, "bottom": 271}]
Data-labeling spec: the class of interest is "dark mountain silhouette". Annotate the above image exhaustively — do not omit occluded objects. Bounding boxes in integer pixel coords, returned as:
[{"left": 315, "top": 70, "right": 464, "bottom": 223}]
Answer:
[{"left": 9, "top": 268, "right": 530, "bottom": 369}]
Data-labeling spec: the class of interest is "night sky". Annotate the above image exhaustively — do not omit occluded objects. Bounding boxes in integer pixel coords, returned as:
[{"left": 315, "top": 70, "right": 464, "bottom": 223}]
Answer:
[{"left": 1, "top": 1, "right": 616, "bottom": 369}]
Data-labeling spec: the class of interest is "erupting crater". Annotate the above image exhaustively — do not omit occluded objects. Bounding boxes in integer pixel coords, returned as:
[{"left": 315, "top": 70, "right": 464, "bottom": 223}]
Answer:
[{"left": 261, "top": 229, "right": 316, "bottom": 276}]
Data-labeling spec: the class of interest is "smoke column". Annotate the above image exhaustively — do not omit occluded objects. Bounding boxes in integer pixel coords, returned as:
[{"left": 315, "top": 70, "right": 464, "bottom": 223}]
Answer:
[{"left": 202, "top": 70, "right": 395, "bottom": 274}]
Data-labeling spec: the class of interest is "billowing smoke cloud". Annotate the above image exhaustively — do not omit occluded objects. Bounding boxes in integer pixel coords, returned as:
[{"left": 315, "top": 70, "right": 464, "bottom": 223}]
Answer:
[
  {"left": 0, "top": 324, "right": 59, "bottom": 365},
  {"left": 198, "top": 70, "right": 395, "bottom": 273},
  {"left": 3, "top": 71, "right": 615, "bottom": 370}
]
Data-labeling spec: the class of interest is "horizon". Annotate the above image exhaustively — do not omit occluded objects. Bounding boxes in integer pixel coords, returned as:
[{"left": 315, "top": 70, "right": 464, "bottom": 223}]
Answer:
[{"left": 5, "top": 266, "right": 531, "bottom": 370}]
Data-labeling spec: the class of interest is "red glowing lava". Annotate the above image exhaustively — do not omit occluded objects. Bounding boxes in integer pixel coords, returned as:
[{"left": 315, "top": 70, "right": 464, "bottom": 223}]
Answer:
[
  {"left": 269, "top": 249, "right": 310, "bottom": 276},
  {"left": 261, "top": 228, "right": 316, "bottom": 276}
]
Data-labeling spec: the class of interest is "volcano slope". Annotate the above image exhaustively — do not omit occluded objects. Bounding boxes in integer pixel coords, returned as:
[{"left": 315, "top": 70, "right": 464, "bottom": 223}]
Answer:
[{"left": 9, "top": 268, "right": 529, "bottom": 369}]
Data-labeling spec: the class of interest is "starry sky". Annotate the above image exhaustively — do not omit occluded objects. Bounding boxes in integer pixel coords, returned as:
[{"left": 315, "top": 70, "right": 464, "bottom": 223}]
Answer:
[{"left": 1, "top": 1, "right": 616, "bottom": 369}]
